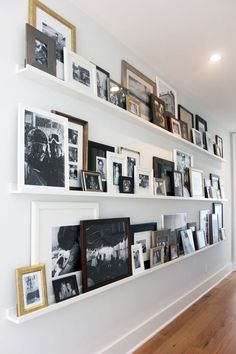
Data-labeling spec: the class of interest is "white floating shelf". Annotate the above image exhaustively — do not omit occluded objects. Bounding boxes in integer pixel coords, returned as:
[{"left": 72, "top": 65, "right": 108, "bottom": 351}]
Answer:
[
  {"left": 17, "top": 65, "right": 227, "bottom": 164},
  {"left": 6, "top": 239, "right": 226, "bottom": 324}
]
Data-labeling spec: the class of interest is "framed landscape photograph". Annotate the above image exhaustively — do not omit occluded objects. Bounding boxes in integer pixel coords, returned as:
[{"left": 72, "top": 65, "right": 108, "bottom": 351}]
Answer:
[
  {"left": 117, "top": 146, "right": 140, "bottom": 178},
  {"left": 195, "top": 115, "right": 208, "bottom": 149},
  {"left": 151, "top": 229, "right": 170, "bottom": 262},
  {"left": 81, "top": 170, "right": 103, "bottom": 192},
  {"left": 29, "top": 0, "right": 76, "bottom": 79},
  {"left": 134, "top": 166, "right": 153, "bottom": 195},
  {"left": 126, "top": 96, "right": 141, "bottom": 116},
  {"left": 192, "top": 128, "right": 203, "bottom": 148},
  {"left": 153, "top": 157, "right": 174, "bottom": 196},
  {"left": 52, "top": 274, "right": 79, "bottom": 303},
  {"left": 119, "top": 176, "right": 134, "bottom": 194},
  {"left": 107, "top": 152, "right": 126, "bottom": 194},
  {"left": 169, "top": 116, "right": 181, "bottom": 136},
  {"left": 180, "top": 229, "right": 195, "bottom": 255},
  {"left": 178, "top": 105, "right": 194, "bottom": 140},
  {"left": 109, "top": 79, "right": 128, "bottom": 109},
  {"left": 16, "top": 264, "right": 48, "bottom": 317},
  {"left": 153, "top": 178, "right": 166, "bottom": 196},
  {"left": 156, "top": 76, "right": 177, "bottom": 116},
  {"left": 189, "top": 168, "right": 204, "bottom": 198},
  {"left": 150, "top": 94, "right": 167, "bottom": 129},
  {"left": 80, "top": 218, "right": 131, "bottom": 292},
  {"left": 96, "top": 65, "right": 110, "bottom": 101},
  {"left": 150, "top": 246, "right": 164, "bottom": 268},
  {"left": 131, "top": 244, "right": 145, "bottom": 275}
]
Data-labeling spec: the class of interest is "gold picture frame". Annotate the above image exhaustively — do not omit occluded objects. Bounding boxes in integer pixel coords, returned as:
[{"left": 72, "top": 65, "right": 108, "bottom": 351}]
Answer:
[
  {"left": 16, "top": 263, "right": 48, "bottom": 317},
  {"left": 126, "top": 96, "right": 141, "bottom": 117}
]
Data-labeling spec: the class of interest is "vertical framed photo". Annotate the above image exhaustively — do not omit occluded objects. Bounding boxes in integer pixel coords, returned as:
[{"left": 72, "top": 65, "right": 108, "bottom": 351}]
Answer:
[
  {"left": 150, "top": 94, "right": 167, "bottom": 130},
  {"left": 51, "top": 110, "right": 88, "bottom": 190},
  {"left": 29, "top": 0, "right": 76, "bottom": 79},
  {"left": 131, "top": 244, "right": 145, "bottom": 275},
  {"left": 109, "top": 79, "right": 128, "bottom": 109},
  {"left": 192, "top": 128, "right": 203, "bottom": 148},
  {"left": 169, "top": 116, "right": 181, "bottom": 136},
  {"left": 213, "top": 202, "right": 223, "bottom": 229},
  {"left": 26, "top": 23, "right": 56, "bottom": 76},
  {"left": 80, "top": 218, "right": 131, "bottom": 292},
  {"left": 119, "top": 177, "right": 134, "bottom": 194},
  {"left": 210, "top": 173, "right": 220, "bottom": 191},
  {"left": 150, "top": 246, "right": 164, "bottom": 268},
  {"left": 107, "top": 152, "right": 126, "bottom": 194},
  {"left": 205, "top": 132, "right": 214, "bottom": 154},
  {"left": 126, "top": 96, "right": 141, "bottom": 116},
  {"left": 180, "top": 121, "right": 189, "bottom": 141},
  {"left": 169, "top": 244, "right": 179, "bottom": 260},
  {"left": 180, "top": 229, "right": 195, "bottom": 255},
  {"left": 178, "top": 105, "right": 194, "bottom": 140},
  {"left": 173, "top": 171, "right": 183, "bottom": 197},
  {"left": 151, "top": 229, "right": 171, "bottom": 262},
  {"left": 18, "top": 105, "right": 68, "bottom": 192},
  {"left": 209, "top": 214, "right": 219, "bottom": 244},
  {"left": 117, "top": 147, "right": 140, "bottom": 178},
  {"left": 153, "top": 178, "right": 166, "bottom": 196},
  {"left": 195, "top": 230, "right": 207, "bottom": 250},
  {"left": 134, "top": 166, "right": 153, "bottom": 195},
  {"left": 215, "top": 135, "right": 223, "bottom": 158},
  {"left": 173, "top": 149, "right": 193, "bottom": 197},
  {"left": 195, "top": 115, "right": 208, "bottom": 149},
  {"left": 189, "top": 168, "right": 204, "bottom": 198},
  {"left": 16, "top": 264, "right": 48, "bottom": 316},
  {"left": 131, "top": 223, "right": 157, "bottom": 267},
  {"left": 219, "top": 228, "right": 226, "bottom": 241},
  {"left": 153, "top": 157, "right": 174, "bottom": 196},
  {"left": 52, "top": 274, "right": 79, "bottom": 303},
  {"left": 96, "top": 66, "right": 110, "bottom": 101},
  {"left": 199, "top": 209, "right": 210, "bottom": 244},
  {"left": 81, "top": 170, "right": 103, "bottom": 192},
  {"left": 156, "top": 76, "right": 177, "bottom": 117}
]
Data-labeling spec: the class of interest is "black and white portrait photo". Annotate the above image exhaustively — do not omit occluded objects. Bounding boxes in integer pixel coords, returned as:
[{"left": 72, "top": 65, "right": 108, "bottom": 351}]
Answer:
[
  {"left": 96, "top": 68, "right": 109, "bottom": 100},
  {"left": 174, "top": 150, "right": 193, "bottom": 173},
  {"left": 96, "top": 156, "right": 106, "bottom": 181},
  {"left": 136, "top": 240, "right": 147, "bottom": 254},
  {"left": 73, "top": 62, "right": 91, "bottom": 87},
  {"left": 35, "top": 39, "right": 48, "bottom": 66},
  {"left": 24, "top": 109, "right": 66, "bottom": 187},
  {"left": 68, "top": 128, "right": 78, "bottom": 145},
  {"left": 113, "top": 162, "right": 122, "bottom": 186},
  {"left": 69, "top": 146, "right": 78, "bottom": 162},
  {"left": 69, "top": 164, "right": 79, "bottom": 184},
  {"left": 42, "top": 22, "right": 65, "bottom": 63},
  {"left": 127, "top": 157, "right": 136, "bottom": 178},
  {"left": 153, "top": 249, "right": 161, "bottom": 264},
  {"left": 122, "top": 178, "right": 132, "bottom": 193},
  {"left": 22, "top": 272, "right": 42, "bottom": 308},
  {"left": 133, "top": 249, "right": 141, "bottom": 269},
  {"left": 139, "top": 174, "right": 149, "bottom": 189},
  {"left": 53, "top": 275, "right": 79, "bottom": 303},
  {"left": 85, "top": 174, "right": 100, "bottom": 190}
]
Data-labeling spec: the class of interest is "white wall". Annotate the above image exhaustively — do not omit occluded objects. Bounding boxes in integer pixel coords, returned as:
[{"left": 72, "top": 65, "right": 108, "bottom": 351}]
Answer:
[{"left": 0, "top": 1, "right": 232, "bottom": 353}]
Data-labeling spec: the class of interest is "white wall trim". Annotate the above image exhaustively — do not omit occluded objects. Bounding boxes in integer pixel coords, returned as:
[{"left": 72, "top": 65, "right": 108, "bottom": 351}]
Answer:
[{"left": 100, "top": 263, "right": 233, "bottom": 354}]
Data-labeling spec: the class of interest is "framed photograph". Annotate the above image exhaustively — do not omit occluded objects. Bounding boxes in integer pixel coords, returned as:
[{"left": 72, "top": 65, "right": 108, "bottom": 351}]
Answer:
[
  {"left": 126, "top": 96, "right": 141, "bottom": 116},
  {"left": 178, "top": 105, "right": 194, "bottom": 140},
  {"left": 52, "top": 274, "right": 79, "bottom": 303},
  {"left": 150, "top": 246, "right": 164, "bottom": 268},
  {"left": 18, "top": 105, "right": 68, "bottom": 192},
  {"left": 80, "top": 218, "right": 131, "bottom": 292},
  {"left": 51, "top": 110, "right": 88, "bottom": 190},
  {"left": 209, "top": 214, "right": 219, "bottom": 244},
  {"left": 195, "top": 115, "right": 208, "bottom": 149},
  {"left": 26, "top": 23, "right": 56, "bottom": 76},
  {"left": 107, "top": 152, "right": 126, "bottom": 194},
  {"left": 156, "top": 76, "right": 177, "bottom": 116},
  {"left": 131, "top": 244, "right": 145, "bottom": 275},
  {"left": 195, "top": 230, "right": 207, "bottom": 250},
  {"left": 134, "top": 166, "right": 153, "bottom": 195},
  {"left": 173, "top": 171, "right": 183, "bottom": 197},
  {"left": 187, "top": 222, "right": 197, "bottom": 233},
  {"left": 210, "top": 173, "right": 220, "bottom": 191},
  {"left": 131, "top": 223, "right": 157, "bottom": 266},
  {"left": 192, "top": 128, "right": 203, "bottom": 148},
  {"left": 173, "top": 149, "right": 193, "bottom": 197},
  {"left": 189, "top": 168, "right": 204, "bottom": 198},
  {"left": 109, "top": 79, "right": 128, "bottom": 109},
  {"left": 161, "top": 213, "right": 187, "bottom": 249},
  {"left": 215, "top": 135, "right": 223, "bottom": 158},
  {"left": 169, "top": 116, "right": 181, "bottom": 136},
  {"left": 214, "top": 143, "right": 221, "bottom": 157},
  {"left": 96, "top": 65, "right": 110, "bottom": 101},
  {"left": 150, "top": 94, "right": 167, "bottom": 130},
  {"left": 81, "top": 170, "right": 103, "bottom": 192},
  {"left": 169, "top": 244, "right": 179, "bottom": 260},
  {"left": 205, "top": 132, "right": 214, "bottom": 154},
  {"left": 180, "top": 229, "right": 195, "bottom": 255},
  {"left": 151, "top": 229, "right": 170, "bottom": 262},
  {"left": 180, "top": 121, "right": 189, "bottom": 141},
  {"left": 16, "top": 264, "right": 48, "bottom": 316},
  {"left": 219, "top": 181, "right": 225, "bottom": 199},
  {"left": 199, "top": 209, "right": 209, "bottom": 244},
  {"left": 31, "top": 201, "right": 99, "bottom": 302},
  {"left": 119, "top": 176, "right": 134, "bottom": 194},
  {"left": 220, "top": 228, "right": 226, "bottom": 241},
  {"left": 64, "top": 48, "right": 97, "bottom": 95},
  {"left": 153, "top": 178, "right": 166, "bottom": 196},
  {"left": 117, "top": 146, "right": 140, "bottom": 178},
  {"left": 29, "top": 0, "right": 76, "bottom": 79},
  {"left": 122, "top": 60, "right": 156, "bottom": 121},
  {"left": 153, "top": 157, "right": 174, "bottom": 196},
  {"left": 213, "top": 202, "right": 223, "bottom": 229}
]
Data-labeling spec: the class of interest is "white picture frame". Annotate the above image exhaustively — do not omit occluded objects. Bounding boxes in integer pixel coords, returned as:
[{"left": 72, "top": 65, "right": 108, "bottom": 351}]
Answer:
[
  {"left": 173, "top": 149, "right": 194, "bottom": 172},
  {"left": 133, "top": 231, "right": 152, "bottom": 262},
  {"left": 31, "top": 201, "right": 99, "bottom": 303},
  {"left": 131, "top": 244, "right": 145, "bottom": 275},
  {"left": 117, "top": 146, "right": 140, "bottom": 178},
  {"left": 192, "top": 128, "right": 203, "bottom": 148},
  {"left": 64, "top": 48, "right": 97, "bottom": 96},
  {"left": 18, "top": 104, "right": 69, "bottom": 193},
  {"left": 156, "top": 75, "right": 177, "bottom": 117},
  {"left": 205, "top": 132, "right": 214, "bottom": 154},
  {"left": 134, "top": 166, "right": 153, "bottom": 195},
  {"left": 180, "top": 229, "right": 195, "bottom": 254},
  {"left": 106, "top": 152, "right": 126, "bottom": 194},
  {"left": 189, "top": 168, "right": 204, "bottom": 198}
]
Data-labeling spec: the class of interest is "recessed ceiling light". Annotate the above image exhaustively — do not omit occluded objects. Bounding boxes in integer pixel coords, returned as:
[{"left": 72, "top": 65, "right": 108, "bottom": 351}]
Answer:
[{"left": 209, "top": 54, "right": 222, "bottom": 62}]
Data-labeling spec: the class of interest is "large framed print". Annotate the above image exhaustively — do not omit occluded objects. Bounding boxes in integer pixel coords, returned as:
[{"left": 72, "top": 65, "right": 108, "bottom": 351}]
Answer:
[
  {"left": 153, "top": 157, "right": 174, "bottom": 196},
  {"left": 80, "top": 218, "right": 131, "bottom": 292},
  {"left": 107, "top": 152, "right": 126, "bottom": 194},
  {"left": 52, "top": 110, "right": 88, "bottom": 190},
  {"left": 156, "top": 76, "right": 177, "bottom": 117},
  {"left": 150, "top": 94, "right": 167, "bottom": 130},
  {"left": 131, "top": 223, "right": 157, "bottom": 267},
  {"left": 31, "top": 201, "right": 99, "bottom": 303},
  {"left": 213, "top": 202, "right": 223, "bottom": 229},
  {"left": 18, "top": 105, "right": 68, "bottom": 192},
  {"left": 117, "top": 147, "right": 140, "bottom": 178},
  {"left": 122, "top": 60, "right": 156, "bottom": 121},
  {"left": 29, "top": 0, "right": 76, "bottom": 79},
  {"left": 178, "top": 105, "right": 194, "bottom": 140},
  {"left": 134, "top": 166, "right": 153, "bottom": 195},
  {"left": 189, "top": 168, "right": 204, "bottom": 198}
]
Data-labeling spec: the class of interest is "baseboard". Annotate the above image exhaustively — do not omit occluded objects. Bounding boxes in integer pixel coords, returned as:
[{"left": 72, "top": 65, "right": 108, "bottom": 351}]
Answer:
[{"left": 100, "top": 262, "right": 233, "bottom": 354}]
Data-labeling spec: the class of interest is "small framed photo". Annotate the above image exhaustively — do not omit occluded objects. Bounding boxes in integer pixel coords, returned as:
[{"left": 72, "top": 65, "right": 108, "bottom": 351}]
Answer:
[
  {"left": 195, "top": 230, "right": 207, "bottom": 250},
  {"left": 52, "top": 274, "right": 79, "bottom": 302},
  {"left": 81, "top": 170, "right": 103, "bottom": 192},
  {"left": 96, "top": 65, "right": 110, "bottom": 101},
  {"left": 151, "top": 229, "right": 170, "bottom": 262},
  {"left": 219, "top": 228, "right": 226, "bottom": 241},
  {"left": 214, "top": 143, "right": 221, "bottom": 157},
  {"left": 178, "top": 105, "right": 194, "bottom": 140},
  {"left": 173, "top": 171, "right": 183, "bottom": 197},
  {"left": 192, "top": 128, "right": 203, "bottom": 148},
  {"left": 169, "top": 116, "right": 181, "bottom": 136},
  {"left": 180, "top": 121, "right": 189, "bottom": 141},
  {"left": 199, "top": 209, "right": 210, "bottom": 244},
  {"left": 107, "top": 152, "right": 126, "bottom": 194},
  {"left": 134, "top": 166, "right": 153, "bottom": 195},
  {"left": 180, "top": 229, "right": 195, "bottom": 255},
  {"left": 150, "top": 94, "right": 167, "bottom": 130},
  {"left": 213, "top": 202, "right": 223, "bottom": 229},
  {"left": 189, "top": 168, "right": 204, "bottom": 198},
  {"left": 126, "top": 96, "right": 141, "bottom": 116},
  {"left": 131, "top": 244, "right": 145, "bottom": 275},
  {"left": 156, "top": 76, "right": 177, "bottom": 116},
  {"left": 215, "top": 135, "right": 223, "bottom": 157},
  {"left": 131, "top": 223, "right": 157, "bottom": 266},
  {"left": 210, "top": 173, "right": 220, "bottom": 191},
  {"left": 173, "top": 149, "right": 194, "bottom": 172},
  {"left": 16, "top": 264, "right": 48, "bottom": 317},
  {"left": 119, "top": 176, "right": 134, "bottom": 194},
  {"left": 205, "top": 132, "right": 214, "bottom": 154},
  {"left": 109, "top": 79, "right": 128, "bottom": 109},
  {"left": 195, "top": 115, "right": 207, "bottom": 149},
  {"left": 150, "top": 246, "right": 164, "bottom": 268},
  {"left": 117, "top": 146, "right": 140, "bottom": 178},
  {"left": 153, "top": 178, "right": 166, "bottom": 196},
  {"left": 153, "top": 157, "right": 174, "bottom": 196},
  {"left": 26, "top": 23, "right": 56, "bottom": 76},
  {"left": 209, "top": 214, "right": 219, "bottom": 244},
  {"left": 169, "top": 244, "right": 179, "bottom": 260}
]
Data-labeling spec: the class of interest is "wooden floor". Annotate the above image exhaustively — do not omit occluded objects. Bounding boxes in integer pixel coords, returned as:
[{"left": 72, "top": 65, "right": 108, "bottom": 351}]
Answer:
[{"left": 135, "top": 272, "right": 236, "bottom": 354}]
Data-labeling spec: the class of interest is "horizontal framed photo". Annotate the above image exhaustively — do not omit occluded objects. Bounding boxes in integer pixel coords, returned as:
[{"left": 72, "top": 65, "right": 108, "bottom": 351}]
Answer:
[
  {"left": 131, "top": 244, "right": 145, "bottom": 275},
  {"left": 117, "top": 146, "right": 140, "bottom": 178},
  {"left": 169, "top": 116, "right": 181, "bottom": 136},
  {"left": 96, "top": 65, "right": 110, "bottom": 101},
  {"left": 150, "top": 246, "right": 164, "bottom": 268},
  {"left": 126, "top": 96, "right": 141, "bottom": 116},
  {"left": 153, "top": 157, "right": 174, "bottom": 196},
  {"left": 151, "top": 229, "right": 170, "bottom": 262},
  {"left": 150, "top": 94, "right": 167, "bottom": 130},
  {"left": 192, "top": 128, "right": 203, "bottom": 148},
  {"left": 109, "top": 79, "right": 128, "bottom": 109},
  {"left": 134, "top": 166, "right": 153, "bottom": 195},
  {"left": 131, "top": 223, "right": 157, "bottom": 267},
  {"left": 156, "top": 76, "right": 177, "bottom": 117},
  {"left": 52, "top": 274, "right": 79, "bottom": 302},
  {"left": 181, "top": 229, "right": 195, "bottom": 255},
  {"left": 178, "top": 105, "right": 194, "bottom": 140},
  {"left": 119, "top": 176, "right": 134, "bottom": 194},
  {"left": 195, "top": 230, "right": 207, "bottom": 250},
  {"left": 169, "top": 244, "right": 179, "bottom": 260},
  {"left": 107, "top": 152, "right": 126, "bottom": 194},
  {"left": 16, "top": 264, "right": 48, "bottom": 316},
  {"left": 189, "top": 168, "right": 204, "bottom": 198},
  {"left": 81, "top": 170, "right": 103, "bottom": 192},
  {"left": 153, "top": 178, "right": 166, "bottom": 196}
]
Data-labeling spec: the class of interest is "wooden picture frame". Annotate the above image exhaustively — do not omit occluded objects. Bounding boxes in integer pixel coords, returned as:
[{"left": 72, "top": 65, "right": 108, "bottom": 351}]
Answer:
[
  {"left": 126, "top": 96, "right": 141, "bottom": 116},
  {"left": 153, "top": 157, "right": 174, "bottom": 196},
  {"left": 150, "top": 94, "right": 167, "bottom": 129},
  {"left": 178, "top": 105, "right": 194, "bottom": 140},
  {"left": 81, "top": 170, "right": 103, "bottom": 192},
  {"left": 169, "top": 116, "right": 181, "bottom": 136}
]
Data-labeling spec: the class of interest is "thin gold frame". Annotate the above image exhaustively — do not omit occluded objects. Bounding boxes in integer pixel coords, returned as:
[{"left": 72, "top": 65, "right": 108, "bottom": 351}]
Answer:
[{"left": 126, "top": 96, "right": 141, "bottom": 117}]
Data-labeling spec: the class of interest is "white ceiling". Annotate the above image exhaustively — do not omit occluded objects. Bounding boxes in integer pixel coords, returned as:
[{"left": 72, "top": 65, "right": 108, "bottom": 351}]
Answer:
[{"left": 71, "top": 0, "right": 236, "bottom": 130}]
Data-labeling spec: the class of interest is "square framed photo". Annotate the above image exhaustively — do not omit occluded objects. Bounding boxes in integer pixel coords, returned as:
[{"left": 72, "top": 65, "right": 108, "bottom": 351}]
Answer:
[
  {"left": 26, "top": 23, "right": 56, "bottom": 76},
  {"left": 180, "top": 229, "right": 195, "bottom": 255},
  {"left": 52, "top": 274, "right": 79, "bottom": 303},
  {"left": 213, "top": 202, "right": 223, "bottom": 229},
  {"left": 189, "top": 168, "right": 204, "bottom": 198},
  {"left": 169, "top": 244, "right": 179, "bottom": 260},
  {"left": 205, "top": 132, "right": 214, "bottom": 154},
  {"left": 195, "top": 230, "right": 207, "bottom": 250},
  {"left": 81, "top": 170, "right": 103, "bottom": 192},
  {"left": 80, "top": 218, "right": 131, "bottom": 292},
  {"left": 131, "top": 244, "right": 145, "bottom": 275},
  {"left": 150, "top": 246, "right": 164, "bottom": 268},
  {"left": 153, "top": 178, "right": 166, "bottom": 196},
  {"left": 16, "top": 264, "right": 48, "bottom": 317},
  {"left": 64, "top": 48, "right": 97, "bottom": 95},
  {"left": 131, "top": 223, "right": 157, "bottom": 266},
  {"left": 156, "top": 76, "right": 177, "bottom": 117},
  {"left": 117, "top": 147, "right": 140, "bottom": 178},
  {"left": 153, "top": 157, "right": 174, "bottom": 196},
  {"left": 107, "top": 152, "right": 126, "bottom": 194},
  {"left": 119, "top": 176, "right": 134, "bottom": 194},
  {"left": 215, "top": 135, "right": 223, "bottom": 158},
  {"left": 96, "top": 65, "right": 110, "bottom": 101},
  {"left": 209, "top": 214, "right": 219, "bottom": 244},
  {"left": 150, "top": 94, "right": 167, "bottom": 130},
  {"left": 195, "top": 115, "right": 207, "bottom": 149},
  {"left": 18, "top": 105, "right": 68, "bottom": 192},
  {"left": 126, "top": 96, "right": 141, "bottom": 116},
  {"left": 109, "top": 79, "right": 128, "bottom": 109},
  {"left": 31, "top": 201, "right": 99, "bottom": 302},
  {"left": 173, "top": 170, "right": 183, "bottom": 197},
  {"left": 180, "top": 121, "right": 189, "bottom": 141},
  {"left": 134, "top": 166, "right": 153, "bottom": 195},
  {"left": 199, "top": 209, "right": 209, "bottom": 244},
  {"left": 192, "top": 128, "right": 203, "bottom": 148},
  {"left": 151, "top": 229, "right": 170, "bottom": 262},
  {"left": 51, "top": 110, "right": 88, "bottom": 190},
  {"left": 29, "top": 0, "right": 76, "bottom": 79},
  {"left": 169, "top": 116, "right": 181, "bottom": 136},
  {"left": 178, "top": 105, "right": 194, "bottom": 140}
]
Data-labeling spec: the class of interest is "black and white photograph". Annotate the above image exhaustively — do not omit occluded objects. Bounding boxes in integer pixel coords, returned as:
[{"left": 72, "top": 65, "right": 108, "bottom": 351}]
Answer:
[
  {"left": 153, "top": 178, "right": 166, "bottom": 196},
  {"left": 199, "top": 209, "right": 210, "bottom": 244},
  {"left": 216, "top": 135, "right": 223, "bottom": 157},
  {"left": 151, "top": 94, "right": 167, "bottom": 129},
  {"left": 106, "top": 151, "right": 125, "bottom": 193},
  {"left": 213, "top": 202, "right": 223, "bottom": 229},
  {"left": 180, "top": 229, "right": 195, "bottom": 254},
  {"left": 139, "top": 174, "right": 149, "bottom": 189},
  {"left": 96, "top": 66, "right": 110, "bottom": 100},
  {"left": 209, "top": 213, "right": 219, "bottom": 244},
  {"left": 195, "top": 115, "right": 207, "bottom": 149},
  {"left": 109, "top": 79, "right": 128, "bottom": 109},
  {"left": 180, "top": 121, "right": 189, "bottom": 140},
  {"left": 134, "top": 166, "right": 153, "bottom": 195},
  {"left": 174, "top": 171, "right": 183, "bottom": 197},
  {"left": 119, "top": 177, "right": 134, "bottom": 194},
  {"left": 113, "top": 162, "right": 122, "bottom": 186},
  {"left": 68, "top": 128, "right": 78, "bottom": 145},
  {"left": 42, "top": 22, "right": 65, "bottom": 63},
  {"left": 131, "top": 244, "right": 145, "bottom": 274},
  {"left": 150, "top": 246, "right": 164, "bottom": 268},
  {"left": 69, "top": 146, "right": 78, "bottom": 162},
  {"left": 153, "top": 157, "right": 174, "bottom": 196},
  {"left": 178, "top": 105, "right": 194, "bottom": 140},
  {"left": 73, "top": 63, "right": 90, "bottom": 86},
  {"left": 69, "top": 164, "right": 79, "bottom": 184},
  {"left": 156, "top": 76, "right": 177, "bottom": 116},
  {"left": 52, "top": 275, "right": 79, "bottom": 302},
  {"left": 131, "top": 223, "right": 157, "bottom": 267},
  {"left": 22, "top": 272, "right": 41, "bottom": 308},
  {"left": 192, "top": 128, "right": 203, "bottom": 148},
  {"left": 81, "top": 170, "right": 103, "bottom": 192},
  {"left": 117, "top": 147, "right": 140, "bottom": 178},
  {"left": 205, "top": 132, "right": 214, "bottom": 154},
  {"left": 80, "top": 218, "right": 131, "bottom": 292},
  {"left": 35, "top": 39, "right": 48, "bottom": 66},
  {"left": 169, "top": 117, "right": 181, "bottom": 136},
  {"left": 96, "top": 156, "right": 106, "bottom": 181},
  {"left": 173, "top": 149, "right": 193, "bottom": 173},
  {"left": 151, "top": 230, "right": 170, "bottom": 262}
]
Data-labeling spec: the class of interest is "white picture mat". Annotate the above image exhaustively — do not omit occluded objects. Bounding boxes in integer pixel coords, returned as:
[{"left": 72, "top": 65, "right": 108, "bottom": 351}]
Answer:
[
  {"left": 134, "top": 230, "right": 151, "bottom": 261},
  {"left": 31, "top": 202, "right": 99, "bottom": 303},
  {"left": 131, "top": 244, "right": 145, "bottom": 275},
  {"left": 161, "top": 213, "right": 187, "bottom": 230},
  {"left": 106, "top": 152, "right": 126, "bottom": 194},
  {"left": 173, "top": 149, "right": 194, "bottom": 172},
  {"left": 68, "top": 121, "right": 83, "bottom": 188},
  {"left": 134, "top": 166, "right": 153, "bottom": 195},
  {"left": 22, "top": 271, "right": 43, "bottom": 309},
  {"left": 191, "top": 169, "right": 204, "bottom": 197}
]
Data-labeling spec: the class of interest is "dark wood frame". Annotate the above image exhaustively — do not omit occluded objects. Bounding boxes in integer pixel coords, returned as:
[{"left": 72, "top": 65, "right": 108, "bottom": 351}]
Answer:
[
  {"left": 173, "top": 170, "right": 183, "bottom": 197},
  {"left": 215, "top": 135, "right": 223, "bottom": 158},
  {"left": 153, "top": 157, "right": 174, "bottom": 196},
  {"left": 126, "top": 96, "right": 141, "bottom": 116},
  {"left": 150, "top": 94, "right": 167, "bottom": 129},
  {"left": 195, "top": 230, "right": 207, "bottom": 250},
  {"left": 26, "top": 23, "right": 56, "bottom": 76},
  {"left": 80, "top": 218, "right": 132, "bottom": 292},
  {"left": 52, "top": 274, "right": 79, "bottom": 303},
  {"left": 51, "top": 110, "right": 88, "bottom": 190},
  {"left": 109, "top": 79, "right": 128, "bottom": 109},
  {"left": 195, "top": 115, "right": 208, "bottom": 149},
  {"left": 169, "top": 244, "right": 179, "bottom": 260},
  {"left": 81, "top": 170, "right": 103, "bottom": 192},
  {"left": 119, "top": 176, "right": 134, "bottom": 194},
  {"left": 213, "top": 202, "right": 223, "bottom": 229},
  {"left": 178, "top": 105, "right": 194, "bottom": 140},
  {"left": 96, "top": 65, "right": 110, "bottom": 101},
  {"left": 151, "top": 229, "right": 171, "bottom": 262}
]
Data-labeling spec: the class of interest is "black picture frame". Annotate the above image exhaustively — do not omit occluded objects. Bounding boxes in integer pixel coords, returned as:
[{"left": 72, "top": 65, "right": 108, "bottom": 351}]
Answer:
[
  {"left": 80, "top": 218, "right": 132, "bottom": 292},
  {"left": 119, "top": 176, "right": 134, "bottom": 194},
  {"left": 52, "top": 274, "right": 79, "bottom": 303},
  {"left": 173, "top": 170, "right": 183, "bottom": 197},
  {"left": 195, "top": 115, "right": 208, "bottom": 149},
  {"left": 215, "top": 135, "right": 223, "bottom": 158},
  {"left": 96, "top": 65, "right": 110, "bottom": 101},
  {"left": 178, "top": 105, "right": 194, "bottom": 140},
  {"left": 26, "top": 23, "right": 56, "bottom": 76},
  {"left": 213, "top": 202, "right": 223, "bottom": 229},
  {"left": 150, "top": 94, "right": 167, "bottom": 130},
  {"left": 109, "top": 79, "right": 128, "bottom": 109},
  {"left": 153, "top": 157, "right": 174, "bottom": 196}
]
